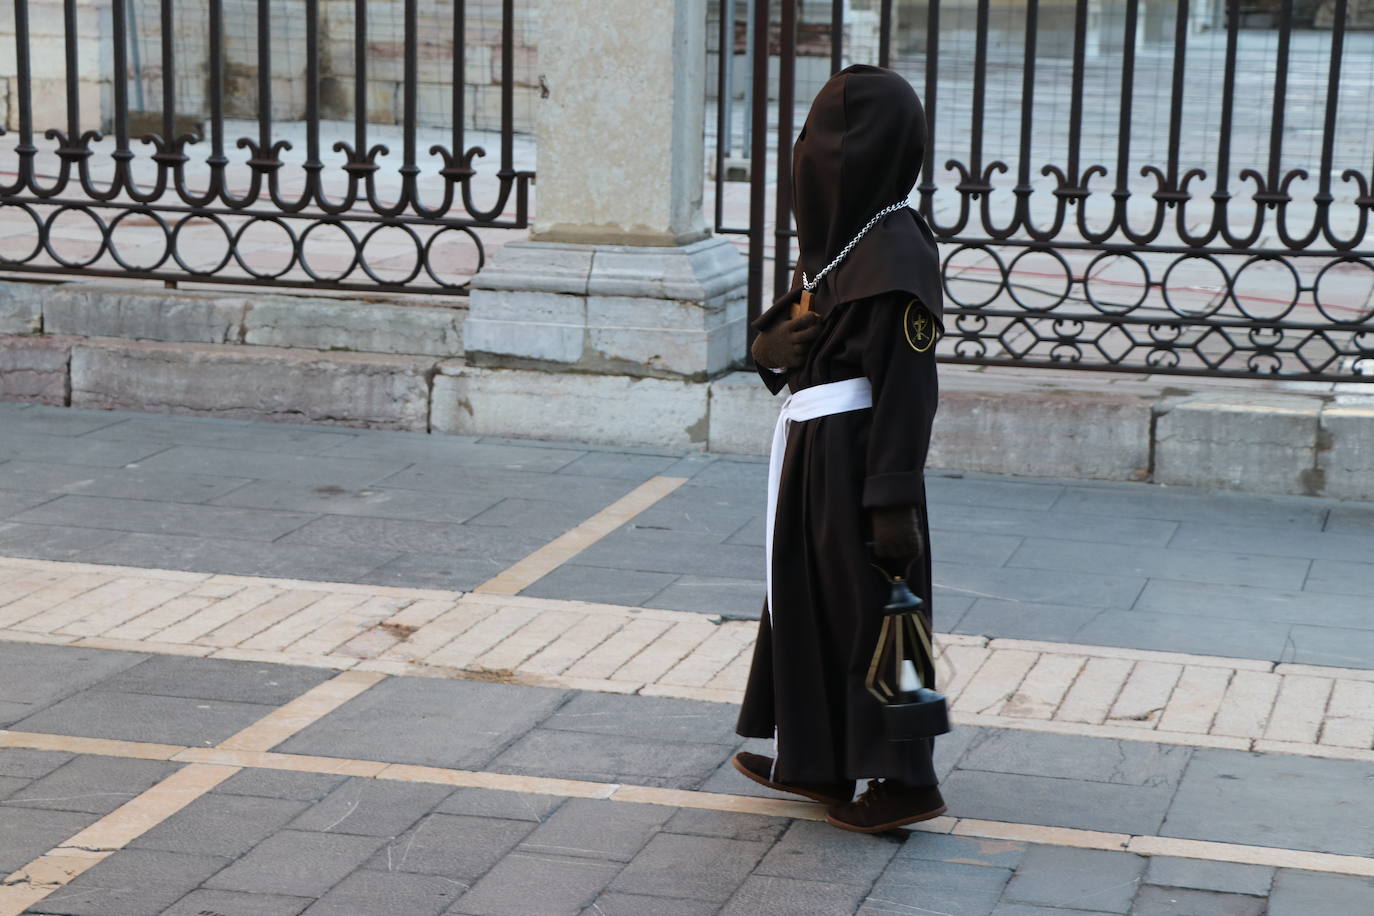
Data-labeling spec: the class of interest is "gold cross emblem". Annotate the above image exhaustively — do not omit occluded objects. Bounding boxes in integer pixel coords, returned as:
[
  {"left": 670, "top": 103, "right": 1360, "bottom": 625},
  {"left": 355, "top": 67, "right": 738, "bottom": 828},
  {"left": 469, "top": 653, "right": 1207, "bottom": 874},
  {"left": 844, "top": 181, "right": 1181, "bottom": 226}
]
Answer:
[{"left": 903, "top": 299, "right": 938, "bottom": 353}]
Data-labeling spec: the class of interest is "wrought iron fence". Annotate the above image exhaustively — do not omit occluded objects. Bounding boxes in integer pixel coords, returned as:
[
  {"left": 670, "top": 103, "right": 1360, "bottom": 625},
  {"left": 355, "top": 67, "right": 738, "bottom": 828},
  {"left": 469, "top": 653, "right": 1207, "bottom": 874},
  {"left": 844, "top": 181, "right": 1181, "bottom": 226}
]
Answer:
[
  {"left": 713, "top": 0, "right": 1374, "bottom": 379},
  {"left": 0, "top": 0, "right": 533, "bottom": 294}
]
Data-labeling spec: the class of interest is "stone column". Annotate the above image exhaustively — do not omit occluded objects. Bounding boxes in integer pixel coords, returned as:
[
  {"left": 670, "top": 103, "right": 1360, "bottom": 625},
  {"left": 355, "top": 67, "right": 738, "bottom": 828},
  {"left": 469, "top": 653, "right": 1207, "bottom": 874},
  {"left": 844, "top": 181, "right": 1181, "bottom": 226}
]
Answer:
[{"left": 457, "top": 0, "right": 748, "bottom": 428}]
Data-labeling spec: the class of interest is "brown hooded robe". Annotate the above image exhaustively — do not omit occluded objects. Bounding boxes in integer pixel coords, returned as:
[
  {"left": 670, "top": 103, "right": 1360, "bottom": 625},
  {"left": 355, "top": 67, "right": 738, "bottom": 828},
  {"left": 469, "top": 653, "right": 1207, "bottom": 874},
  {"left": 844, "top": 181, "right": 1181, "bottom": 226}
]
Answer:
[{"left": 735, "top": 66, "right": 945, "bottom": 786}]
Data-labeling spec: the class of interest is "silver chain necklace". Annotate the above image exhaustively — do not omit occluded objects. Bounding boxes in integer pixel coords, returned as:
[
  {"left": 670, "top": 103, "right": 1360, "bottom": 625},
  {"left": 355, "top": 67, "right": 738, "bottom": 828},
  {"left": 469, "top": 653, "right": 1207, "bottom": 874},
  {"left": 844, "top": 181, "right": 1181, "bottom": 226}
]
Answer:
[{"left": 801, "top": 199, "right": 911, "bottom": 292}]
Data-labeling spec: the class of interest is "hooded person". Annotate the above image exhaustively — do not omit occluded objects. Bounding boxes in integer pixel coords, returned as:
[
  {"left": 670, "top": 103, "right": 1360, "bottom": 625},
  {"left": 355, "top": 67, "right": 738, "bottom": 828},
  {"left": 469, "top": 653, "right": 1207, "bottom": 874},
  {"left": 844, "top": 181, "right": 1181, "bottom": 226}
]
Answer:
[{"left": 731, "top": 65, "right": 947, "bottom": 834}]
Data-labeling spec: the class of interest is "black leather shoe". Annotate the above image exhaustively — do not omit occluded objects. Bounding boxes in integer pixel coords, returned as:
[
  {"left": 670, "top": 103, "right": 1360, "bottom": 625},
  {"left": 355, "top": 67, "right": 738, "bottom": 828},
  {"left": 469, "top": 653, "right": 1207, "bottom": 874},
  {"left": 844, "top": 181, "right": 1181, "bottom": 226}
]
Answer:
[
  {"left": 731, "top": 752, "right": 855, "bottom": 807},
  {"left": 825, "top": 779, "right": 946, "bottom": 833}
]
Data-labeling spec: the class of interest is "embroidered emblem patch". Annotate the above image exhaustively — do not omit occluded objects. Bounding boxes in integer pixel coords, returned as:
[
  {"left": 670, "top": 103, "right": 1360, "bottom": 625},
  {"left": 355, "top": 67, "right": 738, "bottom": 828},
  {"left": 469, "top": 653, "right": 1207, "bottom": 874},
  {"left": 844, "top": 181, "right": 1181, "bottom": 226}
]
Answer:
[{"left": 903, "top": 299, "right": 939, "bottom": 353}]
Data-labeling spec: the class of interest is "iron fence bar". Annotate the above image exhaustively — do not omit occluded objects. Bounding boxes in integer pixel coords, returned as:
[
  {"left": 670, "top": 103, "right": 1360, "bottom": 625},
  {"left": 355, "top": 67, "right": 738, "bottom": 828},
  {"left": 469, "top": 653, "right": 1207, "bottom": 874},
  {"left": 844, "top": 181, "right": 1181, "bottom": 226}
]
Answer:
[
  {"left": 774, "top": 0, "right": 798, "bottom": 300},
  {"left": 399, "top": 0, "right": 421, "bottom": 214},
  {"left": 917, "top": 0, "right": 939, "bottom": 220},
  {"left": 254, "top": 0, "right": 276, "bottom": 208},
  {"left": 61, "top": 0, "right": 81, "bottom": 160},
  {"left": 714, "top": 0, "right": 731, "bottom": 231},
  {"left": 939, "top": 305, "right": 1371, "bottom": 334},
  {"left": 303, "top": 0, "right": 323, "bottom": 204},
  {"left": 1099, "top": 0, "right": 1137, "bottom": 244},
  {"left": 878, "top": 0, "right": 892, "bottom": 69},
  {"left": 108, "top": 0, "right": 131, "bottom": 201},
  {"left": 1065, "top": 0, "right": 1087, "bottom": 193},
  {"left": 719, "top": 0, "right": 730, "bottom": 233},
  {"left": 742, "top": 0, "right": 755, "bottom": 159},
  {"left": 1001, "top": 0, "right": 1038, "bottom": 240},
  {"left": 1278, "top": 0, "right": 1346, "bottom": 250},
  {"left": 1164, "top": 0, "right": 1191, "bottom": 242},
  {"left": 1265, "top": 0, "right": 1294, "bottom": 197},
  {"left": 500, "top": 0, "right": 515, "bottom": 177},
  {"left": 1, "top": 197, "right": 529, "bottom": 231},
  {"left": 4, "top": 0, "right": 35, "bottom": 195},
  {"left": 830, "top": 0, "right": 843, "bottom": 74},
  {"left": 453, "top": 0, "right": 467, "bottom": 173},
  {"left": 747, "top": 0, "right": 770, "bottom": 332}
]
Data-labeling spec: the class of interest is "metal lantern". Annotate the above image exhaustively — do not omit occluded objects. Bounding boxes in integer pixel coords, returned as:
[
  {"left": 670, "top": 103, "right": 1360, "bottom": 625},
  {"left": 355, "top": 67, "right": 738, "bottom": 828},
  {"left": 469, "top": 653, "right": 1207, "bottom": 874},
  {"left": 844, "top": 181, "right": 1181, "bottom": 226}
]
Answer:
[{"left": 865, "top": 572, "right": 950, "bottom": 741}]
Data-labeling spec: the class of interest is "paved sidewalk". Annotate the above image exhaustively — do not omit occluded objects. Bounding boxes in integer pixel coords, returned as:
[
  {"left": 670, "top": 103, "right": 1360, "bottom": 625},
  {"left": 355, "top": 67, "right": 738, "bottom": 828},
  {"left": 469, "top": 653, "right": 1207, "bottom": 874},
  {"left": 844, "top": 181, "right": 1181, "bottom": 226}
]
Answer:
[{"left": 3, "top": 402, "right": 1374, "bottom": 914}]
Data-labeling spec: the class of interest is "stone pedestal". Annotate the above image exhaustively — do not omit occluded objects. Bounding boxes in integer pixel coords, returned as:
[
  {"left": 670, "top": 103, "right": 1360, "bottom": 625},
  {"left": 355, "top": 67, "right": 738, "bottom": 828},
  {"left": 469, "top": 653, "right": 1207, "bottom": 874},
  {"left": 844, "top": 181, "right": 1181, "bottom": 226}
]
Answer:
[
  {"left": 466, "top": 239, "right": 746, "bottom": 382},
  {"left": 460, "top": 0, "right": 749, "bottom": 437}
]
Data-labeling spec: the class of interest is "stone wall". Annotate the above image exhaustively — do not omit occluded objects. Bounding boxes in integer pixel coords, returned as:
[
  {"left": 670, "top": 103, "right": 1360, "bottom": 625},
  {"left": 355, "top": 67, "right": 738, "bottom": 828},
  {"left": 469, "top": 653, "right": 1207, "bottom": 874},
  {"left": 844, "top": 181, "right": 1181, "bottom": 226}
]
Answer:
[{"left": 4, "top": 278, "right": 1372, "bottom": 500}]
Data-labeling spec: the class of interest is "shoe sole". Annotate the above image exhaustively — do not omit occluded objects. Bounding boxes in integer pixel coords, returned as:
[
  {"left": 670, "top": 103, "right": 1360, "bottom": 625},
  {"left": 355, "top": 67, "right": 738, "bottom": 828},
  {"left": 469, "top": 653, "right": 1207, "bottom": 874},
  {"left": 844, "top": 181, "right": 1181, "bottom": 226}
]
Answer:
[
  {"left": 824, "top": 804, "right": 948, "bottom": 834},
  {"left": 729, "top": 754, "right": 850, "bottom": 807}
]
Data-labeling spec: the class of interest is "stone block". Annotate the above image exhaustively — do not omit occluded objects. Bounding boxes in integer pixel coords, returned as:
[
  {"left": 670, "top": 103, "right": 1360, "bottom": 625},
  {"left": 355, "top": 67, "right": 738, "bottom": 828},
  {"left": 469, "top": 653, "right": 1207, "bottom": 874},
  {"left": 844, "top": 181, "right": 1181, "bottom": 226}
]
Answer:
[
  {"left": 369, "top": 813, "right": 534, "bottom": 880},
  {"left": 585, "top": 325, "right": 717, "bottom": 378},
  {"left": 275, "top": 676, "right": 568, "bottom": 770},
  {"left": 432, "top": 365, "right": 710, "bottom": 450},
  {"left": 1154, "top": 392, "right": 1323, "bottom": 496},
  {"left": 0, "top": 334, "right": 70, "bottom": 404},
  {"left": 519, "top": 797, "right": 674, "bottom": 862},
  {"left": 1131, "top": 886, "right": 1265, "bottom": 915},
  {"left": 588, "top": 238, "right": 748, "bottom": 306},
  {"left": 490, "top": 727, "right": 736, "bottom": 790},
  {"left": 1002, "top": 847, "right": 1145, "bottom": 914},
  {"left": 130, "top": 794, "right": 309, "bottom": 859},
  {"left": 928, "top": 376, "right": 1154, "bottom": 480},
  {"left": 43, "top": 286, "right": 247, "bottom": 344},
  {"left": 70, "top": 339, "right": 435, "bottom": 431},
  {"left": 756, "top": 820, "right": 900, "bottom": 887},
  {"left": 205, "top": 830, "right": 387, "bottom": 898},
  {"left": 0, "top": 280, "right": 43, "bottom": 333},
  {"left": 1144, "top": 856, "right": 1272, "bottom": 897},
  {"left": 1268, "top": 869, "right": 1374, "bottom": 916},
  {"left": 243, "top": 297, "right": 465, "bottom": 357},
  {"left": 609, "top": 833, "right": 770, "bottom": 904},
  {"left": 303, "top": 869, "right": 463, "bottom": 916},
  {"left": 459, "top": 850, "right": 623, "bottom": 915},
  {"left": 289, "top": 777, "right": 452, "bottom": 837},
  {"left": 470, "top": 243, "right": 594, "bottom": 296},
  {"left": 467, "top": 238, "right": 747, "bottom": 379},
  {"left": 707, "top": 371, "right": 778, "bottom": 456},
  {"left": 1318, "top": 402, "right": 1374, "bottom": 500},
  {"left": 37, "top": 848, "right": 233, "bottom": 916},
  {"left": 464, "top": 316, "right": 585, "bottom": 364},
  {"left": 6, "top": 756, "right": 178, "bottom": 815},
  {"left": 13, "top": 688, "right": 276, "bottom": 747}
]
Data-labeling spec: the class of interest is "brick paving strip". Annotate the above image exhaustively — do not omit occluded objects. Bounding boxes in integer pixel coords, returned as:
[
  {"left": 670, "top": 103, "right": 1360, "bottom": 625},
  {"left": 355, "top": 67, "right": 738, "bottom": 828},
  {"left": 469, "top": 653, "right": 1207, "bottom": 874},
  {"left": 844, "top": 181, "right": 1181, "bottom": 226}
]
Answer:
[{"left": 1, "top": 555, "right": 1371, "bottom": 768}]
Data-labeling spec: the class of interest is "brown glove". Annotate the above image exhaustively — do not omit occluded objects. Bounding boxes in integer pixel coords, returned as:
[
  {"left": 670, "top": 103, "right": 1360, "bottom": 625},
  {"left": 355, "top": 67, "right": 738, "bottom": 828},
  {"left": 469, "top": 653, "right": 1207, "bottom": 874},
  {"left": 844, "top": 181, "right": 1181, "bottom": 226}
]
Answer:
[
  {"left": 751, "top": 312, "right": 822, "bottom": 370},
  {"left": 870, "top": 505, "right": 923, "bottom": 560}
]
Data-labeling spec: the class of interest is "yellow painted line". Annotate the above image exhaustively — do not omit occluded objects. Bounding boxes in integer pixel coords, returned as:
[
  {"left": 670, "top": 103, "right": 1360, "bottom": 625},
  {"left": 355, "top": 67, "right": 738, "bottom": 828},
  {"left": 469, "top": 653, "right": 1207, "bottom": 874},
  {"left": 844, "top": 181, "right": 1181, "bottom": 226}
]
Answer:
[
  {"left": 4, "top": 728, "right": 1374, "bottom": 880},
  {"left": 0, "top": 731, "right": 184, "bottom": 761},
  {"left": 216, "top": 669, "right": 386, "bottom": 753},
  {"left": 0, "top": 765, "right": 239, "bottom": 916},
  {"left": 0, "top": 668, "right": 385, "bottom": 915},
  {"left": 475, "top": 475, "right": 689, "bottom": 596}
]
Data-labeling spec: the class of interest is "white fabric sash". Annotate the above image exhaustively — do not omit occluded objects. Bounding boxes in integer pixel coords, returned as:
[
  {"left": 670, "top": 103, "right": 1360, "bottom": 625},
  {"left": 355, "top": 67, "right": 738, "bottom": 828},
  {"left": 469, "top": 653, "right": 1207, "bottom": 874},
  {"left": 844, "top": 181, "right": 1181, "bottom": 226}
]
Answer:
[{"left": 765, "top": 376, "right": 874, "bottom": 620}]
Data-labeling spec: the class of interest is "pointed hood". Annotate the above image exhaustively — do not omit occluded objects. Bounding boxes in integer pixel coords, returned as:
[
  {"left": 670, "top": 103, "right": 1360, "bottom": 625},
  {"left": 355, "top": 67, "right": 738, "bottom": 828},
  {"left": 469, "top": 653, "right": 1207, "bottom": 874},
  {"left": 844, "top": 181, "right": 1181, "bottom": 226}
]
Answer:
[{"left": 761, "top": 65, "right": 943, "bottom": 329}]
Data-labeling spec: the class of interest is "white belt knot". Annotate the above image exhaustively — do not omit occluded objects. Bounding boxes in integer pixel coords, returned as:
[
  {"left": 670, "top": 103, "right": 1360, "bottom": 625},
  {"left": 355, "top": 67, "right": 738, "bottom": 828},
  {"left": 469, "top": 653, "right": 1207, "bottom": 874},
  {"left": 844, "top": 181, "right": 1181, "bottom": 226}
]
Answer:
[{"left": 765, "top": 377, "right": 874, "bottom": 620}]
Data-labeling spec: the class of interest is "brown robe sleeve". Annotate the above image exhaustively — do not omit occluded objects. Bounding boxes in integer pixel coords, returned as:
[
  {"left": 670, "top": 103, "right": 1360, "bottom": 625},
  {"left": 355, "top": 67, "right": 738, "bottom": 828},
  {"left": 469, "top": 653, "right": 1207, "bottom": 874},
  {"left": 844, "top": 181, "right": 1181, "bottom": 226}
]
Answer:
[
  {"left": 859, "top": 291, "right": 940, "bottom": 508},
  {"left": 750, "top": 289, "right": 805, "bottom": 395}
]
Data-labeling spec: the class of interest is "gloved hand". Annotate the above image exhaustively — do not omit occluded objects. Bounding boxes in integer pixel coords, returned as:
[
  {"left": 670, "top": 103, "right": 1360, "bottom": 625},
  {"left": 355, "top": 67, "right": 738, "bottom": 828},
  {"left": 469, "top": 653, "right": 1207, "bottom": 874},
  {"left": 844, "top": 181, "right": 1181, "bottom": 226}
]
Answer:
[
  {"left": 870, "top": 504, "right": 923, "bottom": 559},
  {"left": 751, "top": 312, "right": 822, "bottom": 370}
]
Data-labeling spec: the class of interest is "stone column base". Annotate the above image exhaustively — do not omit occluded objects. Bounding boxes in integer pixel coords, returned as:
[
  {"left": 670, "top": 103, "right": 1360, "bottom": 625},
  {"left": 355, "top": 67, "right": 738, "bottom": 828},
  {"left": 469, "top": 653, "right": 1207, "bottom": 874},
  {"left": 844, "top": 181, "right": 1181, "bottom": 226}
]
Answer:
[{"left": 465, "top": 237, "right": 748, "bottom": 383}]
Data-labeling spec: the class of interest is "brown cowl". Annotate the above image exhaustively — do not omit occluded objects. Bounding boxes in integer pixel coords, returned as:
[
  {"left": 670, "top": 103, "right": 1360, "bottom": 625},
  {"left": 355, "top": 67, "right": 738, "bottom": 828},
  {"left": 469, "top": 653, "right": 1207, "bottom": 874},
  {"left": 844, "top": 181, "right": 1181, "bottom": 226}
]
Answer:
[{"left": 755, "top": 65, "right": 944, "bottom": 330}]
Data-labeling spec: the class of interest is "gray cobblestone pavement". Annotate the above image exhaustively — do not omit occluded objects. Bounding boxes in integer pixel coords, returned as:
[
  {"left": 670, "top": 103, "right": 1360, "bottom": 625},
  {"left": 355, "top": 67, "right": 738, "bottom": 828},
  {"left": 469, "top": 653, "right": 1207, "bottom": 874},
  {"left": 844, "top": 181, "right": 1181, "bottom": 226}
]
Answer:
[
  {"left": 2, "top": 402, "right": 1372, "bottom": 668},
  {"left": 2, "top": 644, "right": 1373, "bottom": 914},
  {"left": 3, "top": 403, "right": 1374, "bottom": 913}
]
